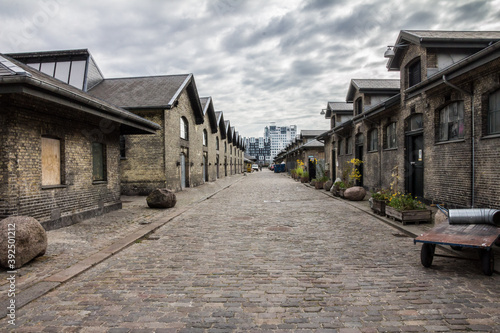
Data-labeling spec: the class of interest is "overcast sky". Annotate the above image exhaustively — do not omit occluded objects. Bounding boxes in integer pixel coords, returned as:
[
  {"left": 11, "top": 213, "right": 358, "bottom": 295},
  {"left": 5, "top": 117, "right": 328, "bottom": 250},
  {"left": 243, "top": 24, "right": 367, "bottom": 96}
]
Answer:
[{"left": 2, "top": 0, "right": 500, "bottom": 138}]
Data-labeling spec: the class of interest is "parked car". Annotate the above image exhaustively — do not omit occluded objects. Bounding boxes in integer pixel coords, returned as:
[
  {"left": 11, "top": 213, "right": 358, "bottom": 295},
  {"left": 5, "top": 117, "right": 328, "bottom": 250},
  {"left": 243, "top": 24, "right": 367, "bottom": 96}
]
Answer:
[{"left": 252, "top": 164, "right": 259, "bottom": 171}]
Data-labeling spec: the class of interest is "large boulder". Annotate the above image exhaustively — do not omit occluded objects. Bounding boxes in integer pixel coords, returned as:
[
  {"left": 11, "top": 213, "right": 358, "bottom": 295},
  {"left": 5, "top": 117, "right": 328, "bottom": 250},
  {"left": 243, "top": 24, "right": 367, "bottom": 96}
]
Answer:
[
  {"left": 324, "top": 180, "right": 333, "bottom": 191},
  {"left": 344, "top": 186, "right": 367, "bottom": 201},
  {"left": 146, "top": 189, "right": 177, "bottom": 209},
  {"left": 0, "top": 216, "right": 47, "bottom": 269}
]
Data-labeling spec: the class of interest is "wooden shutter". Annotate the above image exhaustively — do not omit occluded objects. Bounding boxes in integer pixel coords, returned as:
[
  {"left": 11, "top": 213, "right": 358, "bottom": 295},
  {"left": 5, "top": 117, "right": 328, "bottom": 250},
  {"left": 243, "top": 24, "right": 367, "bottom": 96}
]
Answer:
[{"left": 42, "top": 137, "right": 61, "bottom": 186}]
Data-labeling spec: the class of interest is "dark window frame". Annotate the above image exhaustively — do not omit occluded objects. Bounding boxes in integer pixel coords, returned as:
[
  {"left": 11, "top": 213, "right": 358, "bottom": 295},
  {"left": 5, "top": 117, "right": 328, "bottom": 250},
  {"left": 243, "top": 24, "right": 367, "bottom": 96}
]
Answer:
[
  {"left": 368, "top": 128, "right": 378, "bottom": 152},
  {"left": 92, "top": 142, "right": 107, "bottom": 182},
  {"left": 488, "top": 89, "right": 500, "bottom": 135},
  {"left": 438, "top": 101, "right": 465, "bottom": 142}
]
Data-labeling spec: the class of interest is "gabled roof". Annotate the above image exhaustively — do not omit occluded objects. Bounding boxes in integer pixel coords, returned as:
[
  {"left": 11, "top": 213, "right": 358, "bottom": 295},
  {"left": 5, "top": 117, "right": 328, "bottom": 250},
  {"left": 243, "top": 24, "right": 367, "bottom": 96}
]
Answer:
[
  {"left": 231, "top": 127, "right": 236, "bottom": 144},
  {"left": 89, "top": 73, "right": 204, "bottom": 124},
  {"left": 200, "top": 97, "right": 218, "bottom": 134},
  {"left": 387, "top": 30, "right": 500, "bottom": 71},
  {"left": 302, "top": 139, "right": 324, "bottom": 149},
  {"left": 225, "top": 120, "right": 232, "bottom": 142},
  {"left": 346, "top": 79, "right": 400, "bottom": 102},
  {"left": 300, "top": 130, "right": 326, "bottom": 138},
  {"left": 0, "top": 54, "right": 160, "bottom": 135},
  {"left": 215, "top": 111, "right": 227, "bottom": 140},
  {"left": 325, "top": 101, "right": 353, "bottom": 119}
]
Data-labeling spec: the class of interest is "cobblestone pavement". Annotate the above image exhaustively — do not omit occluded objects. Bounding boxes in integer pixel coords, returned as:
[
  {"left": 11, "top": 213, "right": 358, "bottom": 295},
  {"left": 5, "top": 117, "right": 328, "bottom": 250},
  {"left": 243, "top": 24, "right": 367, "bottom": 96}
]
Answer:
[{"left": 2, "top": 171, "right": 500, "bottom": 332}]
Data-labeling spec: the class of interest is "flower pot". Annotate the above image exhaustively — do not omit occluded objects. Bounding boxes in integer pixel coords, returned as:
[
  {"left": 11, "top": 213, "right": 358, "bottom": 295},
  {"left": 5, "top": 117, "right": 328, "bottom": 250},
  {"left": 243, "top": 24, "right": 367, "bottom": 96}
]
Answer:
[
  {"left": 371, "top": 199, "right": 387, "bottom": 216},
  {"left": 301, "top": 177, "right": 308, "bottom": 183},
  {"left": 315, "top": 181, "right": 324, "bottom": 189},
  {"left": 385, "top": 206, "right": 432, "bottom": 225},
  {"left": 339, "top": 189, "right": 345, "bottom": 198}
]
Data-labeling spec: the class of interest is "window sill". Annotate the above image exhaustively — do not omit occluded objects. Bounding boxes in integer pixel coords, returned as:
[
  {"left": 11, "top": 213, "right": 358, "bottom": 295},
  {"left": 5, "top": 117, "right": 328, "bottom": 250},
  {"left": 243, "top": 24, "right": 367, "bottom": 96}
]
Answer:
[
  {"left": 120, "top": 157, "right": 127, "bottom": 160},
  {"left": 435, "top": 139, "right": 465, "bottom": 145},
  {"left": 481, "top": 133, "right": 500, "bottom": 140},
  {"left": 367, "top": 150, "right": 378, "bottom": 153},
  {"left": 383, "top": 147, "right": 398, "bottom": 151},
  {"left": 92, "top": 181, "right": 108, "bottom": 185},
  {"left": 42, "top": 185, "right": 68, "bottom": 190}
]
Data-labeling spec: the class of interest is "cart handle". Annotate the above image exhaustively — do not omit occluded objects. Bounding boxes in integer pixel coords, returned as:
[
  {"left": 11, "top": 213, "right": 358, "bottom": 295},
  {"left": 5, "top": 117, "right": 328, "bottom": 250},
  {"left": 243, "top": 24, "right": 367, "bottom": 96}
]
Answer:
[{"left": 436, "top": 204, "right": 449, "bottom": 216}]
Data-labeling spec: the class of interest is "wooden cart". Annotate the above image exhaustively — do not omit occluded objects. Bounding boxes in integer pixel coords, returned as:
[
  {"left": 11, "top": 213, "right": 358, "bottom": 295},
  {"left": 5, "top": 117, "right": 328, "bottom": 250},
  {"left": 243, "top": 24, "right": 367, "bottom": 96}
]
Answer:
[{"left": 414, "top": 222, "right": 500, "bottom": 275}]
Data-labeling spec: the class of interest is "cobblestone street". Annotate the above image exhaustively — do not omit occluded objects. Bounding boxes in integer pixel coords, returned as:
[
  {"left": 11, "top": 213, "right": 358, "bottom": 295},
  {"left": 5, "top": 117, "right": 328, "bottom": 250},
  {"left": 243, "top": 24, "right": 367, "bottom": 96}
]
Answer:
[{"left": 2, "top": 171, "right": 500, "bottom": 332}]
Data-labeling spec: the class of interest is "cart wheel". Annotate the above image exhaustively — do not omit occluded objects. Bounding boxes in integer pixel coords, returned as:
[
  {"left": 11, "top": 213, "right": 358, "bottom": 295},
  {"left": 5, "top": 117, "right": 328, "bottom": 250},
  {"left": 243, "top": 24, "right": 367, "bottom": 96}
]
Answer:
[
  {"left": 479, "top": 249, "right": 494, "bottom": 276},
  {"left": 421, "top": 243, "right": 435, "bottom": 268}
]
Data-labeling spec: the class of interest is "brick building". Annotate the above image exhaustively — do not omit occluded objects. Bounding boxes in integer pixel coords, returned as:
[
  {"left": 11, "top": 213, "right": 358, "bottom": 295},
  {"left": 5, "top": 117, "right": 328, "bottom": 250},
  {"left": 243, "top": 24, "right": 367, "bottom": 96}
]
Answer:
[
  {"left": 8, "top": 49, "right": 246, "bottom": 195},
  {"left": 320, "top": 30, "right": 500, "bottom": 209},
  {"left": 275, "top": 130, "right": 325, "bottom": 181},
  {"left": 0, "top": 55, "right": 160, "bottom": 230}
]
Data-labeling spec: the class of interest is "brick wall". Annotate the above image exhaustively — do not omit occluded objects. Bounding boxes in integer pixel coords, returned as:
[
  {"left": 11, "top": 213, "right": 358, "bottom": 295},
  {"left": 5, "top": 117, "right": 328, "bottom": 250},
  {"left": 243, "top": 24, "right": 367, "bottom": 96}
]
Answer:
[
  {"left": 0, "top": 94, "right": 121, "bottom": 230},
  {"left": 120, "top": 110, "right": 166, "bottom": 195}
]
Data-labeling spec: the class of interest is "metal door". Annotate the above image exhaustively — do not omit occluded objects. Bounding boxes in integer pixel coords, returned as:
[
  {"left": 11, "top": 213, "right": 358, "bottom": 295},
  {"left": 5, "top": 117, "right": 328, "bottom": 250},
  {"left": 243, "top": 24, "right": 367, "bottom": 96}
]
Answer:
[{"left": 406, "top": 134, "right": 424, "bottom": 198}]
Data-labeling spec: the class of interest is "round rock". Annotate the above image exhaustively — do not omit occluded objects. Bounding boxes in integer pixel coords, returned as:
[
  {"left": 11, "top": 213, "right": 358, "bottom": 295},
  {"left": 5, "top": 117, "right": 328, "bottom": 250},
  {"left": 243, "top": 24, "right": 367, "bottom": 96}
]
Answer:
[{"left": 146, "top": 189, "right": 177, "bottom": 209}]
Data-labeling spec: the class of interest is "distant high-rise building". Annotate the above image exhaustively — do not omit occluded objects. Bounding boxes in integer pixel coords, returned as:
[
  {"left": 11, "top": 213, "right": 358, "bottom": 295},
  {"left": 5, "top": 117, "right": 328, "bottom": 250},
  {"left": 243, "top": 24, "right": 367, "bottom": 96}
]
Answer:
[
  {"left": 244, "top": 137, "right": 271, "bottom": 165},
  {"left": 245, "top": 123, "right": 297, "bottom": 164},
  {"left": 265, "top": 123, "right": 297, "bottom": 161}
]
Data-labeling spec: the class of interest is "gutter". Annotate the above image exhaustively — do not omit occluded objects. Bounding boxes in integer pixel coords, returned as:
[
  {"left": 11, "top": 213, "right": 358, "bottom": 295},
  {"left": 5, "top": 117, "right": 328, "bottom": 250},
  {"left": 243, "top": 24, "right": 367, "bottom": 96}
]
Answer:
[{"left": 442, "top": 75, "right": 475, "bottom": 208}]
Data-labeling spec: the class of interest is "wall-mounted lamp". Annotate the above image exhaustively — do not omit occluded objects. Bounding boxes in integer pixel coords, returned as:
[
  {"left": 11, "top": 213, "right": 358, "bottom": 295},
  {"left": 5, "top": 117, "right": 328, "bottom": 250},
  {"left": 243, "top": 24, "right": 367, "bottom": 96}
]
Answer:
[
  {"left": 320, "top": 109, "right": 326, "bottom": 115},
  {"left": 176, "top": 161, "right": 181, "bottom": 166},
  {"left": 190, "top": 162, "right": 194, "bottom": 167},
  {"left": 384, "top": 43, "right": 407, "bottom": 58}
]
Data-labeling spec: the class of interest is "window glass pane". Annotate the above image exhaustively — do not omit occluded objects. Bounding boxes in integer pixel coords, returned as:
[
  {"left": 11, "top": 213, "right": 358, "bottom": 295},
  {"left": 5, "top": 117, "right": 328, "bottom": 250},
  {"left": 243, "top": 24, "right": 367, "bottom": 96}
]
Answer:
[
  {"left": 28, "top": 62, "right": 41, "bottom": 70},
  {"left": 410, "top": 114, "right": 423, "bottom": 131},
  {"left": 54, "top": 61, "right": 71, "bottom": 83},
  {"left": 40, "top": 62, "right": 55, "bottom": 76},
  {"left": 69, "top": 60, "right": 86, "bottom": 89},
  {"left": 42, "top": 137, "right": 61, "bottom": 186}
]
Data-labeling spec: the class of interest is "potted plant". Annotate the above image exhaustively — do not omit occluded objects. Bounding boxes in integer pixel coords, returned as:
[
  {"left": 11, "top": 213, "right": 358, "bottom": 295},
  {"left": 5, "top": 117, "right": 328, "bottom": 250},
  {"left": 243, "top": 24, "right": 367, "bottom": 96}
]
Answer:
[
  {"left": 301, "top": 171, "right": 309, "bottom": 183},
  {"left": 314, "top": 175, "right": 329, "bottom": 189},
  {"left": 370, "top": 189, "right": 390, "bottom": 215},
  {"left": 385, "top": 192, "right": 432, "bottom": 225},
  {"left": 296, "top": 168, "right": 304, "bottom": 181},
  {"left": 338, "top": 181, "right": 347, "bottom": 198}
]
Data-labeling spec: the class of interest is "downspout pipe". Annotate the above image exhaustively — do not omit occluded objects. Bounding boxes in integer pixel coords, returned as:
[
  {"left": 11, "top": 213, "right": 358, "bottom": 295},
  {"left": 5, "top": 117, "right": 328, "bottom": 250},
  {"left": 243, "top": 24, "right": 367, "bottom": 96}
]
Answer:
[{"left": 442, "top": 75, "right": 475, "bottom": 207}]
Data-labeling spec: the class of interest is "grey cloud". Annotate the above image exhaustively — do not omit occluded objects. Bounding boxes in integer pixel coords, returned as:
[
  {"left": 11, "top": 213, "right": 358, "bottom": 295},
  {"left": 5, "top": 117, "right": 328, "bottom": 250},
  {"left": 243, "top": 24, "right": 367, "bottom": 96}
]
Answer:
[
  {"left": 452, "top": 1, "right": 490, "bottom": 23},
  {"left": 404, "top": 11, "right": 438, "bottom": 28}
]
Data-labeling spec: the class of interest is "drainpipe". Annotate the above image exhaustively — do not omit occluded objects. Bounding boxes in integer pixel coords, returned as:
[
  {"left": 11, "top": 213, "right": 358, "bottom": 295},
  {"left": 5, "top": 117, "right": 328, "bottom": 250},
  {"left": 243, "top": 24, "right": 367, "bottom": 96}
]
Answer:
[{"left": 442, "top": 75, "right": 475, "bottom": 207}]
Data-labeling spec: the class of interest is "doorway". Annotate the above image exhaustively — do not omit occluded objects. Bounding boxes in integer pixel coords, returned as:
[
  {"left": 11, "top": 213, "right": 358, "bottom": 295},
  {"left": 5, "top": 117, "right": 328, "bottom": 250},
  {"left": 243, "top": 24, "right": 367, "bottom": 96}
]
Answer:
[
  {"left": 406, "top": 134, "right": 424, "bottom": 198},
  {"left": 180, "top": 153, "right": 186, "bottom": 189},
  {"left": 355, "top": 134, "right": 364, "bottom": 187}
]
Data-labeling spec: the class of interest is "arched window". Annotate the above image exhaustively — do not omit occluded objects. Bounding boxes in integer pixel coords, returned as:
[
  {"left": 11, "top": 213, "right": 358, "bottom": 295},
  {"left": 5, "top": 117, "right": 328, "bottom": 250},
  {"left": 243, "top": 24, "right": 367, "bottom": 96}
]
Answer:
[
  {"left": 355, "top": 97, "right": 363, "bottom": 116},
  {"left": 438, "top": 101, "right": 464, "bottom": 141},
  {"left": 408, "top": 58, "right": 421, "bottom": 88},
  {"left": 203, "top": 129, "right": 207, "bottom": 146},
  {"left": 180, "top": 117, "right": 188, "bottom": 140},
  {"left": 488, "top": 89, "right": 500, "bottom": 134}
]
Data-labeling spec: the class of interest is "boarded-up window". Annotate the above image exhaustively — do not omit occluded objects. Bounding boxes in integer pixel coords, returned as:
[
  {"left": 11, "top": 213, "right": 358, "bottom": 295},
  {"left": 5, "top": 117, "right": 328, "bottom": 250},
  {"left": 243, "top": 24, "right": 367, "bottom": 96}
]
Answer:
[
  {"left": 92, "top": 142, "right": 107, "bottom": 182},
  {"left": 42, "top": 137, "right": 61, "bottom": 186}
]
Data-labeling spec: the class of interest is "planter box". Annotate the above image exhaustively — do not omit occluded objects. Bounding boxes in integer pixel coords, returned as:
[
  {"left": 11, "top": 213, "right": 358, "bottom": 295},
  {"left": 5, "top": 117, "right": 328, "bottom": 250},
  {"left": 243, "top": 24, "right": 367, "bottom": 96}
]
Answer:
[
  {"left": 371, "top": 199, "right": 386, "bottom": 216},
  {"left": 385, "top": 206, "right": 432, "bottom": 225}
]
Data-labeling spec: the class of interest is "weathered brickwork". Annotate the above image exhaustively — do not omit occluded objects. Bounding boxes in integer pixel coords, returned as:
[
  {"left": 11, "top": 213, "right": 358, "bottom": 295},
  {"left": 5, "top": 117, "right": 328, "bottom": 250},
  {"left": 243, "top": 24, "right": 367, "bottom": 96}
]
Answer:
[
  {"left": 120, "top": 110, "right": 166, "bottom": 195},
  {"left": 0, "top": 95, "right": 121, "bottom": 230}
]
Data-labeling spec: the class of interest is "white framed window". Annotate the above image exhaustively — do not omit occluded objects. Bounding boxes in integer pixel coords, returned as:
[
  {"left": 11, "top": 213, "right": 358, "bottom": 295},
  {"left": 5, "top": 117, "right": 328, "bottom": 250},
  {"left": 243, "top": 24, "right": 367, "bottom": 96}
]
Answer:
[{"left": 180, "top": 117, "right": 188, "bottom": 140}]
